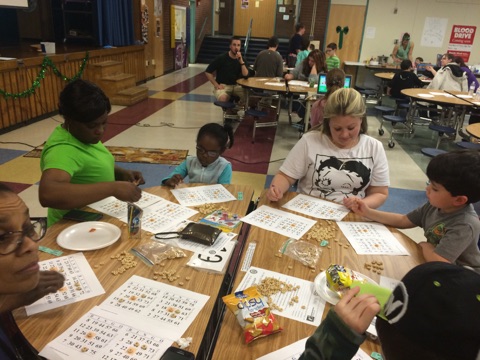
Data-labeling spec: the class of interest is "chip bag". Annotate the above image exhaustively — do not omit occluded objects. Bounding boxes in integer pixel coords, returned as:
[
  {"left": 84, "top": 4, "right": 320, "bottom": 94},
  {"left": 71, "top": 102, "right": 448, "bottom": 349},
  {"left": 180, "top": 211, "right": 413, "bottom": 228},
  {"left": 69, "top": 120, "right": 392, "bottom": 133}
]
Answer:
[
  {"left": 326, "top": 264, "right": 366, "bottom": 297},
  {"left": 223, "top": 286, "right": 282, "bottom": 344}
]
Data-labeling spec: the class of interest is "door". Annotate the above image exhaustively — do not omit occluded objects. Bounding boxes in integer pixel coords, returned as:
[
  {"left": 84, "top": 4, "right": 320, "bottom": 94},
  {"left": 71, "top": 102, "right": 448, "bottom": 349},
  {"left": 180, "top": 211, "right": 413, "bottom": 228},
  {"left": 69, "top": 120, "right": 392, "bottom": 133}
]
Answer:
[
  {"left": 218, "top": 0, "right": 234, "bottom": 35},
  {"left": 325, "top": 4, "right": 366, "bottom": 64},
  {"left": 275, "top": 4, "right": 296, "bottom": 39}
]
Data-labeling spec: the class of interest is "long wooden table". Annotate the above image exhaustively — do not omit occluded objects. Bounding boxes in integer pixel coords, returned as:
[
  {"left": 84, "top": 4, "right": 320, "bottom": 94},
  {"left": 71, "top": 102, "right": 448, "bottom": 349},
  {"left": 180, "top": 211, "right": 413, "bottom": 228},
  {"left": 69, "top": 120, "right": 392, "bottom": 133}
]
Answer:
[
  {"left": 14, "top": 184, "right": 254, "bottom": 360},
  {"left": 211, "top": 191, "right": 424, "bottom": 359}
]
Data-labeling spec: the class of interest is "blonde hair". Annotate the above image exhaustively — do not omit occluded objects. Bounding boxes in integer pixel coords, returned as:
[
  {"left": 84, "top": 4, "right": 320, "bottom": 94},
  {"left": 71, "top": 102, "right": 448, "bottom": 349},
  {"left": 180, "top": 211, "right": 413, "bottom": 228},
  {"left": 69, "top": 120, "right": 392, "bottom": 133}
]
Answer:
[{"left": 322, "top": 88, "right": 367, "bottom": 136}]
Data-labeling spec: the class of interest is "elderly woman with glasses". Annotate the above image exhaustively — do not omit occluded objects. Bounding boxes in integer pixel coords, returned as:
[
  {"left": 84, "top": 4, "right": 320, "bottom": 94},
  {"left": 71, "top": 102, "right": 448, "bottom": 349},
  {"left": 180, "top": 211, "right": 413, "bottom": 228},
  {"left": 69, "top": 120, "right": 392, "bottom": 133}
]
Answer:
[{"left": 0, "top": 183, "right": 64, "bottom": 359}]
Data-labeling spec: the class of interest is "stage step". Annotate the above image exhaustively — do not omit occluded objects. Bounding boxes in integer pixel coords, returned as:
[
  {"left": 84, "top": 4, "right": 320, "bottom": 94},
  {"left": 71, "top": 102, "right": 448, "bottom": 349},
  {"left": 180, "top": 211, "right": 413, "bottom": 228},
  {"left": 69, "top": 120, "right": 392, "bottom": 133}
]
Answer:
[
  {"left": 99, "top": 73, "right": 136, "bottom": 97},
  {"left": 89, "top": 60, "right": 124, "bottom": 83},
  {"left": 88, "top": 59, "right": 148, "bottom": 107},
  {"left": 110, "top": 86, "right": 149, "bottom": 106}
]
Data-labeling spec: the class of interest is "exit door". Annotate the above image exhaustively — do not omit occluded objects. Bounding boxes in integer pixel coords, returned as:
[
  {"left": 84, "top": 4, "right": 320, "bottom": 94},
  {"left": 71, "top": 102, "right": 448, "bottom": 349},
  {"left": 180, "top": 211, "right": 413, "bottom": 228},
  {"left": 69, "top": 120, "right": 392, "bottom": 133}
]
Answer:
[
  {"left": 275, "top": 4, "right": 296, "bottom": 39},
  {"left": 218, "top": 0, "right": 234, "bottom": 35}
]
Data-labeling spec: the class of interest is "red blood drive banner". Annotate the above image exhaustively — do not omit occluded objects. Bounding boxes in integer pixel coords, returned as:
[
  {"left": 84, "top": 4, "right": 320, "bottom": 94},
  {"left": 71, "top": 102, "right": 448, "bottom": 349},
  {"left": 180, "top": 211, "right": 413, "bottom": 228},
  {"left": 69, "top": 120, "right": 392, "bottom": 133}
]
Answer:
[{"left": 447, "top": 25, "right": 476, "bottom": 63}]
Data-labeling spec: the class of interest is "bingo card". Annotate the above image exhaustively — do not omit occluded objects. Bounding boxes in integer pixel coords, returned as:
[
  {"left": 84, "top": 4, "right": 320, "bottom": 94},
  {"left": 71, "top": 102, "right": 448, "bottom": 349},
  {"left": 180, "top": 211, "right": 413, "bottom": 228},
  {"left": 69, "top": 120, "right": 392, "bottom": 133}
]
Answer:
[
  {"left": 101, "top": 275, "right": 209, "bottom": 340},
  {"left": 240, "top": 205, "right": 316, "bottom": 239},
  {"left": 337, "top": 222, "right": 410, "bottom": 255},
  {"left": 171, "top": 184, "right": 237, "bottom": 206},
  {"left": 25, "top": 253, "right": 105, "bottom": 315},
  {"left": 39, "top": 306, "right": 171, "bottom": 360},
  {"left": 130, "top": 198, "right": 198, "bottom": 234},
  {"left": 88, "top": 192, "right": 163, "bottom": 218},
  {"left": 282, "top": 194, "right": 350, "bottom": 221}
]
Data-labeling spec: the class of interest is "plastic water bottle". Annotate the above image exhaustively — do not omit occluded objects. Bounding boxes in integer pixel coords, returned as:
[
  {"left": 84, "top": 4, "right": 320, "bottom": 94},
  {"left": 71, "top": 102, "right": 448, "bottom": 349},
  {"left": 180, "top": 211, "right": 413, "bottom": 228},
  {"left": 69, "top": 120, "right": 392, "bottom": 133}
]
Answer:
[
  {"left": 475, "top": 89, "right": 480, "bottom": 102},
  {"left": 469, "top": 84, "right": 475, "bottom": 97}
]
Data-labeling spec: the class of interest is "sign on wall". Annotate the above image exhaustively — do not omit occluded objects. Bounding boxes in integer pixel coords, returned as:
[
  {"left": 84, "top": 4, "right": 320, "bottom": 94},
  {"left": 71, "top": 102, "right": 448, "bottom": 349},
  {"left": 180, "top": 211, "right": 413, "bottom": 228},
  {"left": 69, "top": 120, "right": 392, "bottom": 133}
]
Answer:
[{"left": 447, "top": 25, "right": 476, "bottom": 62}]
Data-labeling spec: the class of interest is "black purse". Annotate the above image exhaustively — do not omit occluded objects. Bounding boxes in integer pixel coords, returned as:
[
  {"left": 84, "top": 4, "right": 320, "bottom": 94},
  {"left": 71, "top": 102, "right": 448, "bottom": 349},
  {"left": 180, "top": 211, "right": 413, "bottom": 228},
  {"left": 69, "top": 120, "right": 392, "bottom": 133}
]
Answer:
[{"left": 155, "top": 223, "right": 222, "bottom": 246}]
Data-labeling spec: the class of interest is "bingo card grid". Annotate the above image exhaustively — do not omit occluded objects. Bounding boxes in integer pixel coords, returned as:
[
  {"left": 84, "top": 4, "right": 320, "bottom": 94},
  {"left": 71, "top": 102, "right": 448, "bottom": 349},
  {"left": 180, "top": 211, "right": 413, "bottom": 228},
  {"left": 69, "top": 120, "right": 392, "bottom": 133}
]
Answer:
[
  {"left": 242, "top": 206, "right": 316, "bottom": 239},
  {"left": 105, "top": 281, "right": 199, "bottom": 327},
  {"left": 59, "top": 312, "right": 167, "bottom": 359},
  {"left": 89, "top": 193, "right": 162, "bottom": 218},
  {"left": 282, "top": 195, "right": 349, "bottom": 221},
  {"left": 138, "top": 200, "right": 198, "bottom": 233},
  {"left": 337, "top": 222, "right": 409, "bottom": 255},
  {"left": 41, "top": 256, "right": 92, "bottom": 303},
  {"left": 171, "top": 184, "right": 236, "bottom": 206}
]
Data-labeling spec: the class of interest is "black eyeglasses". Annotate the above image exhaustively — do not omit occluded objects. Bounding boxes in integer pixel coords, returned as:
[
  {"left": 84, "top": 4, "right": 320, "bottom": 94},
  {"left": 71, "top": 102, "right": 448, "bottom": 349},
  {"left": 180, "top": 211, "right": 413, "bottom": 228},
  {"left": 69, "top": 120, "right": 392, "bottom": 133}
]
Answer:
[
  {"left": 196, "top": 145, "right": 220, "bottom": 158},
  {"left": 0, "top": 217, "right": 47, "bottom": 255}
]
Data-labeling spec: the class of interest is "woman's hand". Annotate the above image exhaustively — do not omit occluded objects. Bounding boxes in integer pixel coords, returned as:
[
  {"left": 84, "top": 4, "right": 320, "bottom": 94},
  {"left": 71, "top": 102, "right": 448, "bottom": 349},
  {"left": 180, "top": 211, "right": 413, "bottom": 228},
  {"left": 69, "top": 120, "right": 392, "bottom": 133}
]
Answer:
[
  {"left": 334, "top": 286, "right": 380, "bottom": 335},
  {"left": 115, "top": 167, "right": 145, "bottom": 185},
  {"left": 0, "top": 271, "right": 65, "bottom": 311},
  {"left": 343, "top": 197, "right": 370, "bottom": 216},
  {"left": 113, "top": 182, "right": 142, "bottom": 203},
  {"left": 266, "top": 184, "right": 284, "bottom": 202}
]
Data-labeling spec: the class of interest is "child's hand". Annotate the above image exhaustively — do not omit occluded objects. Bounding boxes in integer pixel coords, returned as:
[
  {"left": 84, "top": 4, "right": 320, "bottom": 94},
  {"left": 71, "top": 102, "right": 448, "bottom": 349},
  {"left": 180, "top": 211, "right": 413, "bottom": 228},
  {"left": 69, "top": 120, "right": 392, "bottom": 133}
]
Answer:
[
  {"left": 334, "top": 286, "right": 380, "bottom": 335},
  {"left": 165, "top": 174, "right": 184, "bottom": 188},
  {"left": 266, "top": 184, "right": 283, "bottom": 202},
  {"left": 343, "top": 197, "right": 369, "bottom": 216}
]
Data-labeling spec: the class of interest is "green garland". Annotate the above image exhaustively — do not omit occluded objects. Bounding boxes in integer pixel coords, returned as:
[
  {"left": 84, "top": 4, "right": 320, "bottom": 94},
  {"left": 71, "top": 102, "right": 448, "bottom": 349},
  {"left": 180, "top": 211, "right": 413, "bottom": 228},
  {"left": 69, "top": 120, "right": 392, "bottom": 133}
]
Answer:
[{"left": 0, "top": 52, "right": 89, "bottom": 99}]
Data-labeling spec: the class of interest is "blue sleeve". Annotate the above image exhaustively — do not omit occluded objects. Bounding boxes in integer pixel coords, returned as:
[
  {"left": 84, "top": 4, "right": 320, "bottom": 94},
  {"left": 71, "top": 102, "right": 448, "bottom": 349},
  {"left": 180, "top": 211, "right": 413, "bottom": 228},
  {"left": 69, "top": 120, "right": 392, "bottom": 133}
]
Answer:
[
  {"left": 217, "top": 163, "right": 232, "bottom": 184},
  {"left": 161, "top": 160, "right": 188, "bottom": 184}
]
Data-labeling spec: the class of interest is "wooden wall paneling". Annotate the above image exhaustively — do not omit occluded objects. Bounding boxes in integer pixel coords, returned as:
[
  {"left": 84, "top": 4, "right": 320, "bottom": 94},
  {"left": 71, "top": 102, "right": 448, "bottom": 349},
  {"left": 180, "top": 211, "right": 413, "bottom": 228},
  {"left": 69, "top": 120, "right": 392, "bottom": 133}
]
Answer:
[
  {"left": 325, "top": 4, "right": 366, "bottom": 63},
  {"left": 0, "top": 46, "right": 146, "bottom": 132},
  {"left": 234, "top": 0, "right": 276, "bottom": 38}
]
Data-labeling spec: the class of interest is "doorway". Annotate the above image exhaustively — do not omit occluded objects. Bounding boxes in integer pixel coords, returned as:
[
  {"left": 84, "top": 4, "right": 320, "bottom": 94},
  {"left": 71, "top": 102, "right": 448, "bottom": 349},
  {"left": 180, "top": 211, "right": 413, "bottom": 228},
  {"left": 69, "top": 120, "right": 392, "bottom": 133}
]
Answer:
[
  {"left": 275, "top": 3, "right": 296, "bottom": 39},
  {"left": 218, "top": 0, "right": 234, "bottom": 35}
]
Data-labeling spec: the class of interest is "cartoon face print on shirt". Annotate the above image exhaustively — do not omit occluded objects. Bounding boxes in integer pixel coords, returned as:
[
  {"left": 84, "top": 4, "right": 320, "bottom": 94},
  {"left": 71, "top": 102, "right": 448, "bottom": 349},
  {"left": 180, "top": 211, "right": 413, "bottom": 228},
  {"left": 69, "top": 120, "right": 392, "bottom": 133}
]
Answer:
[{"left": 310, "top": 155, "right": 372, "bottom": 202}]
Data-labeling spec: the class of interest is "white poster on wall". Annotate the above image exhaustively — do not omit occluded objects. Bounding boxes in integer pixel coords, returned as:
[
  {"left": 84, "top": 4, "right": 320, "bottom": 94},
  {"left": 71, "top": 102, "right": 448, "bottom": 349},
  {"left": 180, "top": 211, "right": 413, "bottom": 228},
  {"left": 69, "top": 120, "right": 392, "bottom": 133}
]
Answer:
[{"left": 421, "top": 17, "right": 448, "bottom": 47}]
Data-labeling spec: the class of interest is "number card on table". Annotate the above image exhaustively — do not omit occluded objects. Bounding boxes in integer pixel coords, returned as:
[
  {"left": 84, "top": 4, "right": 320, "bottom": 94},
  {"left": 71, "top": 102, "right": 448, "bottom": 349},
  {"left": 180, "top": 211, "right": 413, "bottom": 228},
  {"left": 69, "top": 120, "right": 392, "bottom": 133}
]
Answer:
[
  {"left": 101, "top": 275, "right": 209, "bottom": 340},
  {"left": 282, "top": 194, "right": 350, "bottom": 221},
  {"left": 39, "top": 306, "right": 172, "bottom": 360},
  {"left": 171, "top": 184, "right": 237, "bottom": 207},
  {"left": 237, "top": 267, "right": 325, "bottom": 326},
  {"left": 25, "top": 253, "right": 105, "bottom": 315},
  {"left": 240, "top": 205, "right": 316, "bottom": 239},
  {"left": 89, "top": 193, "right": 163, "bottom": 218},
  {"left": 337, "top": 222, "right": 410, "bottom": 255}
]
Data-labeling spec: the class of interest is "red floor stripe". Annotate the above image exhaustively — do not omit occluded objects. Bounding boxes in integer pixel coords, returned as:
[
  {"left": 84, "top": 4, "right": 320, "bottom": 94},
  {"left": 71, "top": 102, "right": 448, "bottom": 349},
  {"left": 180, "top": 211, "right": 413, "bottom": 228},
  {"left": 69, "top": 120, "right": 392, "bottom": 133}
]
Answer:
[
  {"left": 103, "top": 98, "right": 173, "bottom": 142},
  {"left": 223, "top": 115, "right": 276, "bottom": 174},
  {"left": 163, "top": 72, "right": 209, "bottom": 93}
]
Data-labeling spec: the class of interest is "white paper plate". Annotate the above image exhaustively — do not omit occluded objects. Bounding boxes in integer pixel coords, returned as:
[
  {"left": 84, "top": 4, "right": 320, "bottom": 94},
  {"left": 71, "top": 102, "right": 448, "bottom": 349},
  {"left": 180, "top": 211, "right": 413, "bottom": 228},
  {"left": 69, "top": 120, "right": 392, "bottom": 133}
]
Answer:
[
  {"left": 418, "top": 94, "right": 434, "bottom": 98},
  {"left": 314, "top": 270, "right": 378, "bottom": 305},
  {"left": 56, "top": 221, "right": 121, "bottom": 251}
]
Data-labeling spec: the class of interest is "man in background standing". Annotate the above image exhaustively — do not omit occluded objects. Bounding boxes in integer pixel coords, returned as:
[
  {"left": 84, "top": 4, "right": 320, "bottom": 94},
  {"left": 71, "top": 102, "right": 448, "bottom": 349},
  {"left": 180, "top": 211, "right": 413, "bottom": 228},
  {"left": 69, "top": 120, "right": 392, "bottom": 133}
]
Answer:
[{"left": 287, "top": 23, "right": 305, "bottom": 67}]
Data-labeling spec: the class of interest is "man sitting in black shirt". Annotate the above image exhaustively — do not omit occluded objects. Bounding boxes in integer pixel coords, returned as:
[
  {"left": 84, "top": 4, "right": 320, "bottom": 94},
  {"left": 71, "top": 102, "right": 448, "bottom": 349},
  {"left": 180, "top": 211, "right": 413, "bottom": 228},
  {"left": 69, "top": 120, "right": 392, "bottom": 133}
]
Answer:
[{"left": 388, "top": 59, "right": 425, "bottom": 99}]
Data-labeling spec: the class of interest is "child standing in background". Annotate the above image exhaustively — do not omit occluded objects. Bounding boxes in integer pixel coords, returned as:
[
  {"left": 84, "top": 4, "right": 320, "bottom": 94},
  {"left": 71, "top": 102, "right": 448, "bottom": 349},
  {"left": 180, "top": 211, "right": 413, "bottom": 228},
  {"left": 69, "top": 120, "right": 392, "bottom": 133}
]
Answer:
[
  {"left": 162, "top": 123, "right": 234, "bottom": 187},
  {"left": 345, "top": 149, "right": 480, "bottom": 273},
  {"left": 325, "top": 43, "right": 340, "bottom": 71}
]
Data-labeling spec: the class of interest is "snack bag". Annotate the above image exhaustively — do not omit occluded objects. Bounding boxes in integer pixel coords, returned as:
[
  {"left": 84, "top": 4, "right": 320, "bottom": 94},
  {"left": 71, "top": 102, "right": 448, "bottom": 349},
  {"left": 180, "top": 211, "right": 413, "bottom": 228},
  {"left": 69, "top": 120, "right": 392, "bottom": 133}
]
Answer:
[
  {"left": 326, "top": 264, "right": 366, "bottom": 297},
  {"left": 223, "top": 286, "right": 282, "bottom": 344}
]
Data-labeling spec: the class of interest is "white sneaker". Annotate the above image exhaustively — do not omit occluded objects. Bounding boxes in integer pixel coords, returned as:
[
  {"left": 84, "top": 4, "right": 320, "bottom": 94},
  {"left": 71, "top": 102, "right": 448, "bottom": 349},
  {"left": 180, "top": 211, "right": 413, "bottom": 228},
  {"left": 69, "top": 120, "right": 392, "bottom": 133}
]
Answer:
[
  {"left": 237, "top": 110, "right": 245, "bottom": 118},
  {"left": 290, "top": 113, "right": 302, "bottom": 122}
]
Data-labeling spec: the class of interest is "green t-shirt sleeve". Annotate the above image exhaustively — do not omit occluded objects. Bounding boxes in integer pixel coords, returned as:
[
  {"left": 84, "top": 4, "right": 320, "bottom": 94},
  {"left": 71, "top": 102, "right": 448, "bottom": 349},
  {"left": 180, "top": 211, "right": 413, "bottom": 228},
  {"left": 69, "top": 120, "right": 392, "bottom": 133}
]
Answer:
[{"left": 41, "top": 144, "right": 82, "bottom": 176}]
